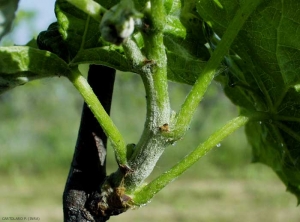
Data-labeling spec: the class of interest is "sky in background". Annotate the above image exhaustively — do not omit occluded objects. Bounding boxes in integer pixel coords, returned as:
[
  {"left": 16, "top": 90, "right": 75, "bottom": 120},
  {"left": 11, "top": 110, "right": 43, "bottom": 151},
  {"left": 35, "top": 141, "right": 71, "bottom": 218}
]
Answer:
[{"left": 12, "top": 0, "right": 56, "bottom": 44}]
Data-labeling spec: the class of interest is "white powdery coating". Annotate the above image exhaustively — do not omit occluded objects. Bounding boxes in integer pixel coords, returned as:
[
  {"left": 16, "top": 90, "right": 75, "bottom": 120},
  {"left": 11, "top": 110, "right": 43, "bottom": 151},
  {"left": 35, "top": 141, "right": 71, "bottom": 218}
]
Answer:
[
  {"left": 128, "top": 132, "right": 168, "bottom": 188},
  {"left": 119, "top": 17, "right": 135, "bottom": 39}
]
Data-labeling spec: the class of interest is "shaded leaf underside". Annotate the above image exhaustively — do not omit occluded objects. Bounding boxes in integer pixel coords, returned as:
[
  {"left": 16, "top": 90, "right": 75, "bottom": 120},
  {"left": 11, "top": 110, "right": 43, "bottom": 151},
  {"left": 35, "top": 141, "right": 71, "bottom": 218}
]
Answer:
[
  {"left": 0, "top": 46, "right": 70, "bottom": 94},
  {"left": 197, "top": 0, "right": 300, "bottom": 201},
  {"left": 0, "top": 0, "right": 19, "bottom": 39}
]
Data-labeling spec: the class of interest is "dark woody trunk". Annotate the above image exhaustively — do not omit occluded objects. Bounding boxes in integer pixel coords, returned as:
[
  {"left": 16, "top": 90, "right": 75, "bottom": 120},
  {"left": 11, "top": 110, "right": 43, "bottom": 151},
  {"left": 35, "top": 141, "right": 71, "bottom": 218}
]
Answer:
[{"left": 63, "top": 65, "right": 115, "bottom": 222}]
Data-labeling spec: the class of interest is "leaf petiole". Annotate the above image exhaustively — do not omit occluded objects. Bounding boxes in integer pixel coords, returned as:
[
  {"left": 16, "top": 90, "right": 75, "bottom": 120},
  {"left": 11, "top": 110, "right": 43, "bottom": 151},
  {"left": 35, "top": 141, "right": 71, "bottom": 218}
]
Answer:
[
  {"left": 132, "top": 116, "right": 249, "bottom": 205},
  {"left": 67, "top": 68, "right": 128, "bottom": 167},
  {"left": 174, "top": 0, "right": 262, "bottom": 137}
]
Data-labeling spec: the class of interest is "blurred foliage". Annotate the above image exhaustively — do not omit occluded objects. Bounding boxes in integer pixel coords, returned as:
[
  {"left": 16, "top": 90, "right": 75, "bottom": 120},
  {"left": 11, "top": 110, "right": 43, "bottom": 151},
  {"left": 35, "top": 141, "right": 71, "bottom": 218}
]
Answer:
[
  {"left": 0, "top": 77, "right": 81, "bottom": 175},
  {"left": 0, "top": 0, "right": 19, "bottom": 40},
  {"left": 0, "top": 8, "right": 36, "bottom": 46},
  {"left": 1, "top": 72, "right": 253, "bottom": 180}
]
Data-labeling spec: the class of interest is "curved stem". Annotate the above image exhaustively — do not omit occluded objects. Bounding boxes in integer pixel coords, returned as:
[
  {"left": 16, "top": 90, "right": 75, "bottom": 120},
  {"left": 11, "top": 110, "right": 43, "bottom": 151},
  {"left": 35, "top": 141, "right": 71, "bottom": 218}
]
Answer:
[
  {"left": 142, "top": 0, "right": 170, "bottom": 126},
  {"left": 132, "top": 116, "right": 249, "bottom": 205},
  {"left": 67, "top": 68, "right": 128, "bottom": 166},
  {"left": 174, "top": 0, "right": 262, "bottom": 137},
  {"left": 110, "top": 0, "right": 171, "bottom": 190}
]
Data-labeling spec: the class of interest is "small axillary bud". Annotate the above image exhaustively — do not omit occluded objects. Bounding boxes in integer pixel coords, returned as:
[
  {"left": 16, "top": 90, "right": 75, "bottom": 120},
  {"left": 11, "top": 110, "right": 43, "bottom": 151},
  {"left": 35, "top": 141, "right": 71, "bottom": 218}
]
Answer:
[
  {"left": 99, "top": 0, "right": 143, "bottom": 45},
  {"left": 159, "top": 123, "right": 170, "bottom": 132}
]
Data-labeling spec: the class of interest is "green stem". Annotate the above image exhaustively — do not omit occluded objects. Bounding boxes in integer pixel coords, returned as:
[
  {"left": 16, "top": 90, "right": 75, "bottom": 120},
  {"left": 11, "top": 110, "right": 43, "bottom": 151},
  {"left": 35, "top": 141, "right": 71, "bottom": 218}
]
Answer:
[
  {"left": 150, "top": 0, "right": 165, "bottom": 31},
  {"left": 174, "top": 0, "right": 261, "bottom": 137},
  {"left": 144, "top": 34, "right": 170, "bottom": 122},
  {"left": 108, "top": 1, "right": 171, "bottom": 190},
  {"left": 142, "top": 0, "right": 169, "bottom": 124},
  {"left": 122, "top": 38, "right": 146, "bottom": 69},
  {"left": 66, "top": 0, "right": 107, "bottom": 22},
  {"left": 67, "top": 69, "right": 128, "bottom": 166},
  {"left": 132, "top": 116, "right": 249, "bottom": 205}
]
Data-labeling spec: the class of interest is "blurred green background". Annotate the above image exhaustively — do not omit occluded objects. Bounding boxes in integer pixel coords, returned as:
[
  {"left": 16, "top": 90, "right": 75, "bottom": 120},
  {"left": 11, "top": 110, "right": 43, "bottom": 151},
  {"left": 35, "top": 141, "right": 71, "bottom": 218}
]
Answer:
[{"left": 0, "top": 2, "right": 299, "bottom": 222}]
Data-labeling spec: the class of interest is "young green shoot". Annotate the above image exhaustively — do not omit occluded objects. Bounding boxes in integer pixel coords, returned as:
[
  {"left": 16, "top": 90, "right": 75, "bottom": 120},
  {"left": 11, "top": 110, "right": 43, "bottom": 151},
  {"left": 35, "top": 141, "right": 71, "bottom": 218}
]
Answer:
[
  {"left": 132, "top": 116, "right": 249, "bottom": 205},
  {"left": 67, "top": 68, "right": 128, "bottom": 167},
  {"left": 174, "top": 0, "right": 262, "bottom": 137}
]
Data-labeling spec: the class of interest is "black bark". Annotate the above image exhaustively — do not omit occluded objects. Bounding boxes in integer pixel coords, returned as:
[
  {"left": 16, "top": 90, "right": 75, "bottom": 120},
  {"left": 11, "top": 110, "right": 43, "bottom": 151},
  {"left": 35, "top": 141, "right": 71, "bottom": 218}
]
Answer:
[{"left": 63, "top": 65, "right": 115, "bottom": 222}]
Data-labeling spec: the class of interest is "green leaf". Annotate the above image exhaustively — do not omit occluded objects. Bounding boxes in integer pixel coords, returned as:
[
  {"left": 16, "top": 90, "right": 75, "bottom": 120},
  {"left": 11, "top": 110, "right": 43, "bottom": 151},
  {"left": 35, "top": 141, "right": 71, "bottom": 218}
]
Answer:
[
  {"left": 25, "top": 38, "right": 39, "bottom": 49},
  {"left": 167, "top": 51, "right": 207, "bottom": 85},
  {"left": 170, "top": 0, "right": 209, "bottom": 59},
  {"left": 37, "top": 22, "right": 70, "bottom": 61},
  {"left": 132, "top": 0, "right": 149, "bottom": 12},
  {"left": 97, "top": 0, "right": 119, "bottom": 9},
  {"left": 164, "top": 0, "right": 182, "bottom": 15},
  {"left": 0, "top": 46, "right": 70, "bottom": 94},
  {"left": 0, "top": 0, "right": 19, "bottom": 39},
  {"left": 37, "top": 0, "right": 105, "bottom": 63},
  {"left": 245, "top": 120, "right": 300, "bottom": 203},
  {"left": 163, "top": 0, "right": 210, "bottom": 84},
  {"left": 55, "top": 0, "right": 102, "bottom": 61},
  {"left": 179, "top": 0, "right": 208, "bottom": 50},
  {"left": 37, "top": 0, "right": 138, "bottom": 73},
  {"left": 38, "top": 0, "right": 211, "bottom": 82},
  {"left": 71, "top": 46, "right": 131, "bottom": 71},
  {"left": 198, "top": 0, "right": 300, "bottom": 201},
  {"left": 164, "top": 15, "right": 186, "bottom": 39}
]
